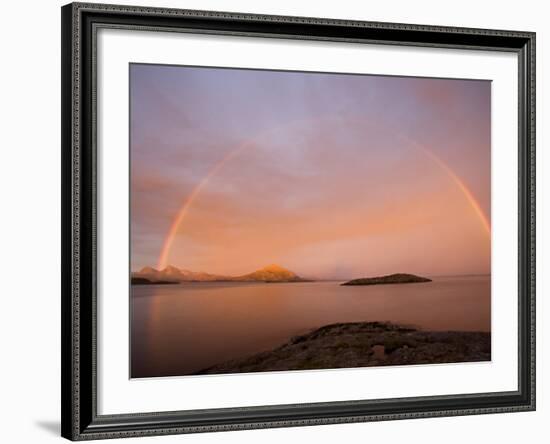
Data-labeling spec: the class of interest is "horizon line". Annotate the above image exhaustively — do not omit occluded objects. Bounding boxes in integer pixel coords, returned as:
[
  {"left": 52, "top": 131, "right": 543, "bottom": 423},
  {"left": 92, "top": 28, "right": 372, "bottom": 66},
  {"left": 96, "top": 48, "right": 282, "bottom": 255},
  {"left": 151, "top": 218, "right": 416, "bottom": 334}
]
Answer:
[{"left": 131, "top": 265, "right": 491, "bottom": 280}]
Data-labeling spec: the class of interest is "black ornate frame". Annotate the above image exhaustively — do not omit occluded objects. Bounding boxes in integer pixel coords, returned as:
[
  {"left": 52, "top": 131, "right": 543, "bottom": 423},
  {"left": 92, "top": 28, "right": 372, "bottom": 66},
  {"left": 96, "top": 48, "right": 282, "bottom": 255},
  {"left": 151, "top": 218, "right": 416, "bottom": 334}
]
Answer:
[{"left": 61, "top": 2, "right": 536, "bottom": 440}]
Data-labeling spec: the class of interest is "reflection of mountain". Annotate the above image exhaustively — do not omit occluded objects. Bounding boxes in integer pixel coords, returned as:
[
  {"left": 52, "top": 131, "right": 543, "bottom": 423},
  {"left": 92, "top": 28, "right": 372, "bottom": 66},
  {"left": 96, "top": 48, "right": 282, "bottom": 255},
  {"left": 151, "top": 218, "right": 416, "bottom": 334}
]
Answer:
[{"left": 132, "top": 264, "right": 310, "bottom": 283}]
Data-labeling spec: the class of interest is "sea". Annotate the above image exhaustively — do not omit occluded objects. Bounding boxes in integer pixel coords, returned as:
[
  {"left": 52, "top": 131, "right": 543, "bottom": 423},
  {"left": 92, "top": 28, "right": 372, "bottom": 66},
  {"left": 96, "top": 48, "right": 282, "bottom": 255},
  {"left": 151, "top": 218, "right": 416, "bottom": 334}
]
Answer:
[{"left": 131, "top": 275, "right": 490, "bottom": 378}]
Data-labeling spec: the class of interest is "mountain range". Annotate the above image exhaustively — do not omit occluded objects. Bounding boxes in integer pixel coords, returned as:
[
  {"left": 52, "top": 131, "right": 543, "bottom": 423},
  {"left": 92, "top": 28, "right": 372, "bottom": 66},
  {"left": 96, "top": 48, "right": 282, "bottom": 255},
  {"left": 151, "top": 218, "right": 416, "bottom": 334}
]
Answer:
[{"left": 132, "top": 264, "right": 310, "bottom": 283}]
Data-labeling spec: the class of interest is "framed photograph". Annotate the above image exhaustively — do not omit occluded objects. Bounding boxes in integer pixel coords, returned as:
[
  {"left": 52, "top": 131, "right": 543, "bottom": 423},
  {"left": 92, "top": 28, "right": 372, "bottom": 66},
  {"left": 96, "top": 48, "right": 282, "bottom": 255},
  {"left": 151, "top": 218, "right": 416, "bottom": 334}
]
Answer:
[{"left": 61, "top": 2, "right": 536, "bottom": 440}]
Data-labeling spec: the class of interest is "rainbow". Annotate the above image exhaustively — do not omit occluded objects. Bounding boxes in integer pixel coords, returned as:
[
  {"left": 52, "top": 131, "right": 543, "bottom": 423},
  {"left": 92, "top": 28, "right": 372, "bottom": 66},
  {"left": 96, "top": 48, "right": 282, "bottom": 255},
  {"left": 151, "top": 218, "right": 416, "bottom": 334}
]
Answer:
[
  {"left": 156, "top": 120, "right": 491, "bottom": 270},
  {"left": 157, "top": 117, "right": 317, "bottom": 269},
  {"left": 156, "top": 138, "right": 255, "bottom": 269},
  {"left": 409, "top": 139, "right": 491, "bottom": 236}
]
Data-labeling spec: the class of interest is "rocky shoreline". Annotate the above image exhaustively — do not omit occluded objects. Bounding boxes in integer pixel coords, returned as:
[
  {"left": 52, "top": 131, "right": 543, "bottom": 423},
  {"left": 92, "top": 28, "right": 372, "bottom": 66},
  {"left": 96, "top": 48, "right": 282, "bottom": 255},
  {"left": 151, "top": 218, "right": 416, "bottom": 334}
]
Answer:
[{"left": 194, "top": 321, "right": 490, "bottom": 375}]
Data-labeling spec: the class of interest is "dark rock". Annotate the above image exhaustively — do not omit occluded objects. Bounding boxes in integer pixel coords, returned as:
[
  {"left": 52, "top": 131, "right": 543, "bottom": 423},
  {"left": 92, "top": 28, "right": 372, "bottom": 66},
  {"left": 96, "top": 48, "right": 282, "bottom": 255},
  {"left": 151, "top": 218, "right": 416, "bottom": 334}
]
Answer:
[
  {"left": 131, "top": 277, "right": 178, "bottom": 285},
  {"left": 194, "top": 321, "right": 490, "bottom": 375}
]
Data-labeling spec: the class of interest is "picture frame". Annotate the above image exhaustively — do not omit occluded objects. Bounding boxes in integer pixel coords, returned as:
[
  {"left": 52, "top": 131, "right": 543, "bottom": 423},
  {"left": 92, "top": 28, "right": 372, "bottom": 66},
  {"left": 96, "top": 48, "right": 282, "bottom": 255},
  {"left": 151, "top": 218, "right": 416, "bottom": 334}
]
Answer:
[{"left": 61, "top": 2, "right": 536, "bottom": 440}]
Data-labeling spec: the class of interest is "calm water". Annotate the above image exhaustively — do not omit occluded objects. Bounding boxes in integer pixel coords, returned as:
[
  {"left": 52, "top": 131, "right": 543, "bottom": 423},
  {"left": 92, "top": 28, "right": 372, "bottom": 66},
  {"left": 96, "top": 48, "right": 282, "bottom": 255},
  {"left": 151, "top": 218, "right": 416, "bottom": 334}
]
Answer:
[{"left": 131, "top": 276, "right": 490, "bottom": 378}]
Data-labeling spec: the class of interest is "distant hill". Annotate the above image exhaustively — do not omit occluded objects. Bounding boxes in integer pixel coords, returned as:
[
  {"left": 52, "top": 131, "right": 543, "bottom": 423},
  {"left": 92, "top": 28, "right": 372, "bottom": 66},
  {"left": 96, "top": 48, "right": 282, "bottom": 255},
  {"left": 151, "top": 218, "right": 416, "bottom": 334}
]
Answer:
[
  {"left": 132, "top": 264, "right": 310, "bottom": 284},
  {"left": 341, "top": 273, "right": 432, "bottom": 286},
  {"left": 234, "top": 264, "right": 310, "bottom": 283},
  {"left": 132, "top": 265, "right": 228, "bottom": 283}
]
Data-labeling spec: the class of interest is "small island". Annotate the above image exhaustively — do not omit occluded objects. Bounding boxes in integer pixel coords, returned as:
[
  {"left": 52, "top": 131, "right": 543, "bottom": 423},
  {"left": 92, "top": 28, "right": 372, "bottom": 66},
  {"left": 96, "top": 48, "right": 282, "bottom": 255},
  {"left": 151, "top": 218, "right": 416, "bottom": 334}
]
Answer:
[
  {"left": 341, "top": 273, "right": 432, "bottom": 286},
  {"left": 131, "top": 277, "right": 178, "bottom": 285}
]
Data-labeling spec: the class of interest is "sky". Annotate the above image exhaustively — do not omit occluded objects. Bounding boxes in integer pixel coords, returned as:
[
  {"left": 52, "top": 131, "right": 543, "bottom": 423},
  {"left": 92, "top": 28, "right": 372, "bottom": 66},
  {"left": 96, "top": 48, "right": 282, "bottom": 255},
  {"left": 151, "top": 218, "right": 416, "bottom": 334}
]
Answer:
[{"left": 130, "top": 63, "right": 491, "bottom": 279}]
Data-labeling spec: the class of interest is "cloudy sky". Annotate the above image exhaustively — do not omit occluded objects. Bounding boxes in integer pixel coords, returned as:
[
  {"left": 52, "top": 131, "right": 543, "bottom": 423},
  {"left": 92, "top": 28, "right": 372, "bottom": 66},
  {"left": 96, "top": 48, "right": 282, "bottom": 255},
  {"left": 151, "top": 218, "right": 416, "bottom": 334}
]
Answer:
[{"left": 130, "top": 63, "right": 491, "bottom": 279}]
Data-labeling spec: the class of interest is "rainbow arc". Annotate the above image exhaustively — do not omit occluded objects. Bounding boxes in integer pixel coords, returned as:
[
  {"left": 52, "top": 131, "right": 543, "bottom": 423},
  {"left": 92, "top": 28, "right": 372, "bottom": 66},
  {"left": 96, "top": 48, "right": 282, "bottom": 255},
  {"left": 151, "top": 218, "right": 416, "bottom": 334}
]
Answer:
[{"left": 156, "top": 118, "right": 490, "bottom": 270}]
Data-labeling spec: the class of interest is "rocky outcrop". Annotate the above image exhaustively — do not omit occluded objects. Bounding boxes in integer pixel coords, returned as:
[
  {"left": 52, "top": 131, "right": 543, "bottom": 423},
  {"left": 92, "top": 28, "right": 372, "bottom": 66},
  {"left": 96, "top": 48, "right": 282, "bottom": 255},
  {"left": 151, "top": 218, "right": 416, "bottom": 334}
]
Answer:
[{"left": 195, "top": 321, "right": 490, "bottom": 375}]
